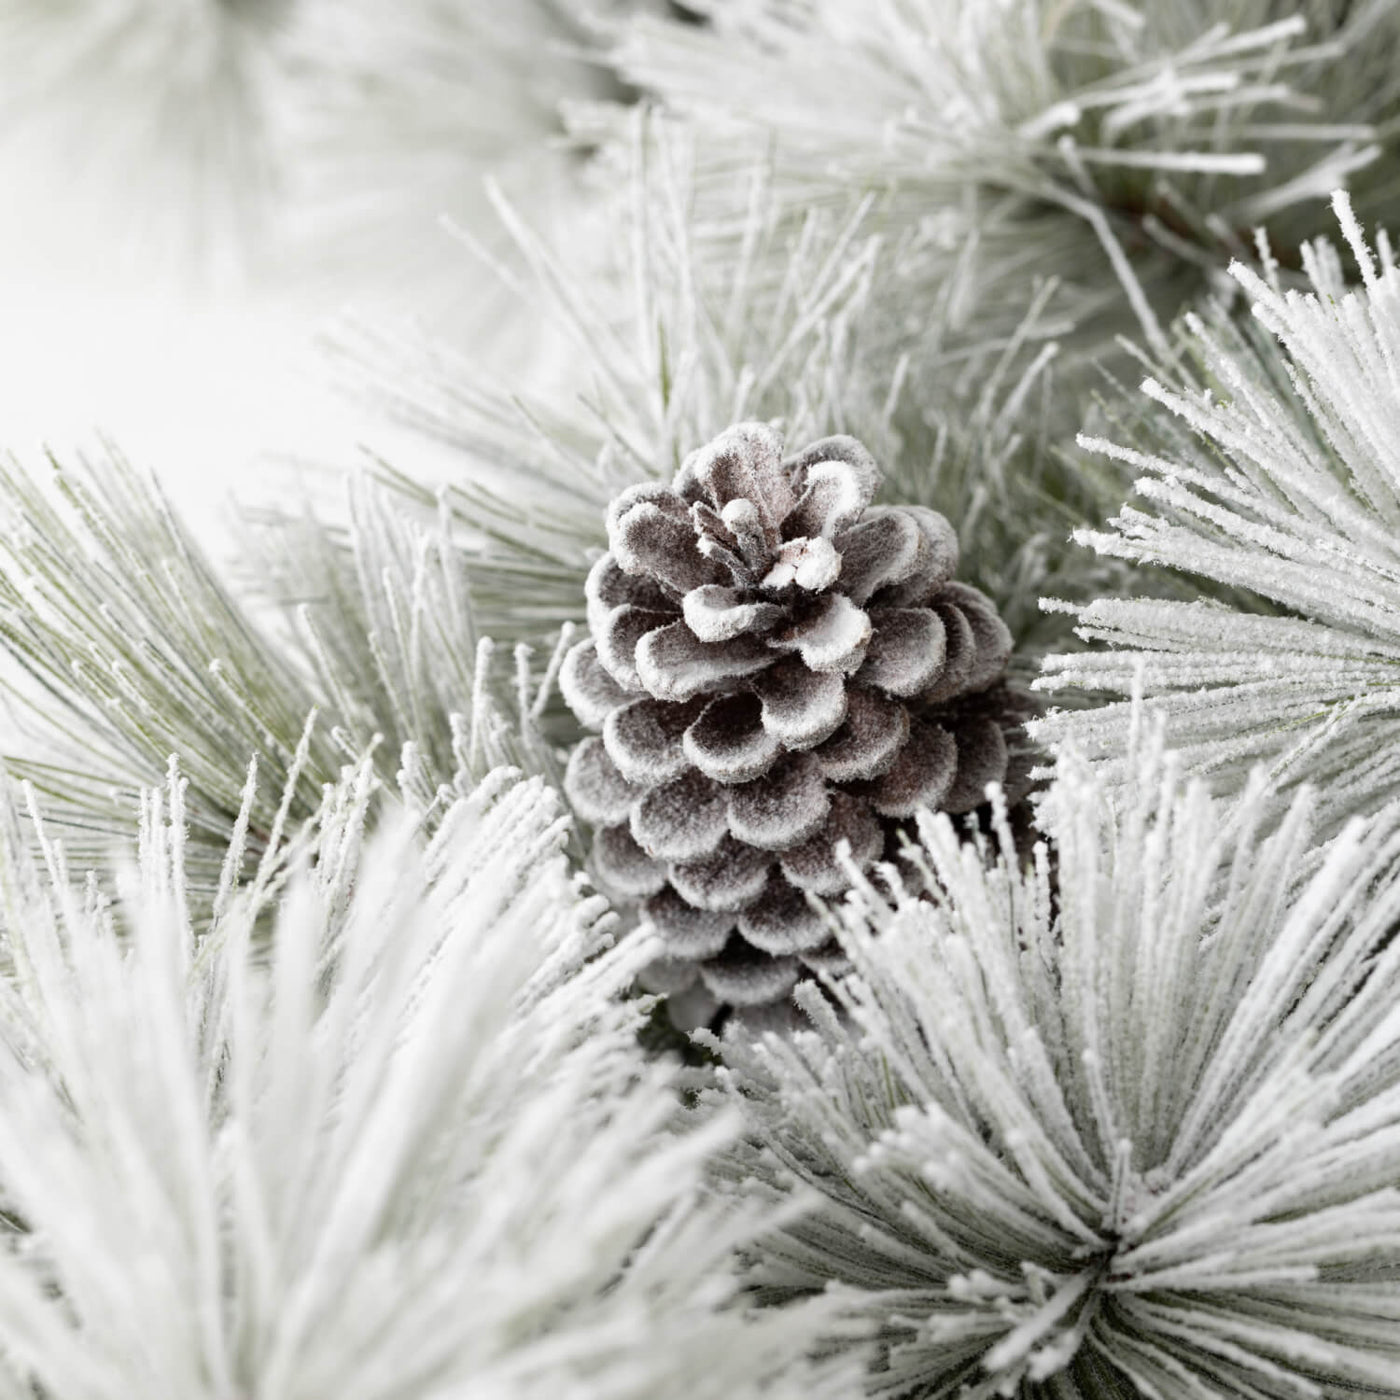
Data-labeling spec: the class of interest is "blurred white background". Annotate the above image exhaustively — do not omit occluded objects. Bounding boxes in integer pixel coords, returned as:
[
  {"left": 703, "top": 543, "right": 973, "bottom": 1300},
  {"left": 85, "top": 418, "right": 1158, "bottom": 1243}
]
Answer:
[
  {"left": 0, "top": 0, "right": 618, "bottom": 552},
  {"left": 0, "top": 265, "right": 353, "bottom": 548}
]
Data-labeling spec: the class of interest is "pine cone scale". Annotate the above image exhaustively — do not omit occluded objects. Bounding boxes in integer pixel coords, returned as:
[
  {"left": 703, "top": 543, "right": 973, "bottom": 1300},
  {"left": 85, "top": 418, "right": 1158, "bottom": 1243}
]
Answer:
[
  {"left": 560, "top": 640, "right": 631, "bottom": 728},
  {"left": 779, "top": 792, "right": 883, "bottom": 895},
  {"left": 669, "top": 837, "right": 771, "bottom": 912},
  {"left": 861, "top": 720, "right": 958, "bottom": 819},
  {"left": 586, "top": 554, "right": 670, "bottom": 626},
  {"left": 726, "top": 752, "right": 831, "bottom": 852},
  {"left": 681, "top": 584, "right": 784, "bottom": 642},
  {"left": 592, "top": 824, "right": 667, "bottom": 898},
  {"left": 682, "top": 424, "right": 796, "bottom": 527},
  {"left": 812, "top": 689, "right": 909, "bottom": 783},
  {"left": 859, "top": 607, "right": 948, "bottom": 696},
  {"left": 768, "top": 593, "right": 871, "bottom": 673},
  {"left": 564, "top": 736, "right": 639, "bottom": 825},
  {"left": 699, "top": 937, "right": 800, "bottom": 1008},
  {"left": 602, "top": 697, "right": 703, "bottom": 786},
  {"left": 737, "top": 879, "right": 829, "bottom": 955},
  {"left": 833, "top": 508, "right": 925, "bottom": 602},
  {"left": 597, "top": 605, "right": 670, "bottom": 690},
  {"left": 940, "top": 582, "right": 1013, "bottom": 692},
  {"left": 923, "top": 602, "right": 978, "bottom": 702},
  {"left": 632, "top": 770, "right": 728, "bottom": 861},
  {"left": 612, "top": 499, "right": 725, "bottom": 594},
  {"left": 635, "top": 621, "right": 773, "bottom": 701},
  {"left": 751, "top": 659, "right": 848, "bottom": 748},
  {"left": 683, "top": 692, "right": 782, "bottom": 783},
  {"left": 643, "top": 888, "right": 734, "bottom": 960},
  {"left": 942, "top": 718, "right": 1011, "bottom": 815}
]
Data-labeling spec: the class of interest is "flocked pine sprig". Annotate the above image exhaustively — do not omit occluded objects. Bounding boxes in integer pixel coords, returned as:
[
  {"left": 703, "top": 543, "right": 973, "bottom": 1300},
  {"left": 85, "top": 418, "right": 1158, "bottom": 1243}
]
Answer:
[
  {"left": 0, "top": 756, "right": 864, "bottom": 1400},
  {"left": 0, "top": 449, "right": 551, "bottom": 899},
  {"left": 1037, "top": 192, "right": 1400, "bottom": 829},
  {"left": 560, "top": 421, "right": 1030, "bottom": 1013},
  {"left": 707, "top": 730, "right": 1400, "bottom": 1397},
  {"left": 0, "top": 445, "right": 336, "bottom": 889},
  {"left": 237, "top": 475, "right": 563, "bottom": 820},
  {"left": 595, "top": 0, "right": 1400, "bottom": 382}
]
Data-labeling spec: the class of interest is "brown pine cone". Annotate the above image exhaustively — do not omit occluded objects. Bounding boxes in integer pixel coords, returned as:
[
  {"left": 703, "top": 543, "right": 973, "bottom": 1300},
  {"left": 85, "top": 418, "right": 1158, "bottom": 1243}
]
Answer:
[{"left": 560, "top": 422, "right": 1026, "bottom": 1010}]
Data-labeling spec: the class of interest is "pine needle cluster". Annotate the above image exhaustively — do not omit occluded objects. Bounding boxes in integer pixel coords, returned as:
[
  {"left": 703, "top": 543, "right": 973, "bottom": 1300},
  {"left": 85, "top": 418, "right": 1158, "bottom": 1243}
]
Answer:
[
  {"left": 1039, "top": 193, "right": 1400, "bottom": 829},
  {"left": 598, "top": 0, "right": 1400, "bottom": 378},
  {"left": 0, "top": 757, "right": 863, "bottom": 1399},
  {"left": 0, "top": 450, "right": 552, "bottom": 901},
  {"left": 709, "top": 737, "right": 1400, "bottom": 1396}
]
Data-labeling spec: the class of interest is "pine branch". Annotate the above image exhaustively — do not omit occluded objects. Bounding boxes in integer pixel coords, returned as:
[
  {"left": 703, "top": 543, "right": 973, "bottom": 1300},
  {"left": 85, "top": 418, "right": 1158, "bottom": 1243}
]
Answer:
[
  {"left": 238, "top": 477, "right": 565, "bottom": 818},
  {"left": 0, "top": 446, "right": 337, "bottom": 888},
  {"left": 0, "top": 756, "right": 864, "bottom": 1398},
  {"left": 0, "top": 448, "right": 554, "bottom": 898},
  {"left": 594, "top": 0, "right": 1400, "bottom": 385},
  {"left": 1038, "top": 193, "right": 1400, "bottom": 829},
  {"left": 708, "top": 727, "right": 1400, "bottom": 1395}
]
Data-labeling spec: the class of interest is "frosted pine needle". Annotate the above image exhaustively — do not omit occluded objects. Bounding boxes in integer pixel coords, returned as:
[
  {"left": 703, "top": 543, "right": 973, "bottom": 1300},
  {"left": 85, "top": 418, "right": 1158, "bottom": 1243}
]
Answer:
[
  {"left": 1038, "top": 192, "right": 1400, "bottom": 828},
  {"left": 0, "top": 759, "right": 862, "bottom": 1400},
  {"left": 308, "top": 113, "right": 1111, "bottom": 672},
  {"left": 0, "top": 450, "right": 555, "bottom": 899},
  {"left": 597, "top": 1, "right": 1400, "bottom": 380},
  {"left": 709, "top": 735, "right": 1400, "bottom": 1396},
  {"left": 239, "top": 476, "right": 563, "bottom": 811},
  {"left": 0, "top": 446, "right": 337, "bottom": 887}
]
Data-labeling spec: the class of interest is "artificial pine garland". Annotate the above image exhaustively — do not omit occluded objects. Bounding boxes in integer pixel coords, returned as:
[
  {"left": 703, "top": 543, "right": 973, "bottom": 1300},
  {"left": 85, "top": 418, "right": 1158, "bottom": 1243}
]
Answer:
[{"left": 3, "top": 4, "right": 1400, "bottom": 1399}]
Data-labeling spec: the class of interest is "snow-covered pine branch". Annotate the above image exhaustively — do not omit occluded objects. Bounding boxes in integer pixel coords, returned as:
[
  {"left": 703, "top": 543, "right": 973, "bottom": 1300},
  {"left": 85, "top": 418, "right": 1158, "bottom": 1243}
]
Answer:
[
  {"left": 598, "top": 0, "right": 1400, "bottom": 381},
  {"left": 1038, "top": 192, "right": 1400, "bottom": 828},
  {"left": 0, "top": 450, "right": 552, "bottom": 898},
  {"left": 0, "top": 757, "right": 862, "bottom": 1400},
  {"left": 710, "top": 732, "right": 1400, "bottom": 1396}
]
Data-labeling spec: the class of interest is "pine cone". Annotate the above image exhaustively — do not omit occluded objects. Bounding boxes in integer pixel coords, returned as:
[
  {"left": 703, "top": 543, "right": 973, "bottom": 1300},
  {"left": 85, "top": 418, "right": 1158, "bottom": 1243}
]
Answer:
[{"left": 561, "top": 422, "right": 1025, "bottom": 1009}]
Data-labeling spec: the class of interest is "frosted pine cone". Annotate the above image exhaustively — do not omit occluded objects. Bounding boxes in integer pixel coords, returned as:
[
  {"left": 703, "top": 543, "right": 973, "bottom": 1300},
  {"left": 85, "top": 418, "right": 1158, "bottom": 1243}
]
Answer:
[{"left": 561, "top": 423, "right": 1023, "bottom": 1010}]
